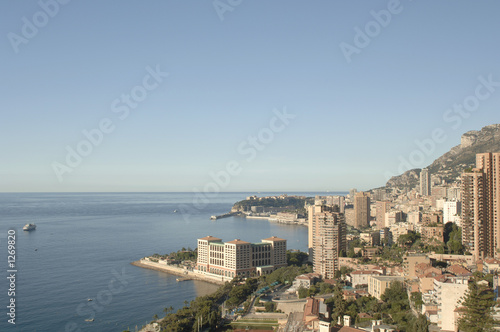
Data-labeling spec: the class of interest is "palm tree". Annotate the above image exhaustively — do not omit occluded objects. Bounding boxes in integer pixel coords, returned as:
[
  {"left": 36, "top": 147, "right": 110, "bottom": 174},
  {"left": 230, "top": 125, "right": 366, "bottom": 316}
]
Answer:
[{"left": 163, "top": 306, "right": 174, "bottom": 316}]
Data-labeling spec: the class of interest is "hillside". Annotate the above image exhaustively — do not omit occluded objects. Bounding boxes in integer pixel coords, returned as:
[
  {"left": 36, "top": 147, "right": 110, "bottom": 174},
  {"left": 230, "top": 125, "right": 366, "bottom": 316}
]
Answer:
[{"left": 385, "top": 124, "right": 500, "bottom": 189}]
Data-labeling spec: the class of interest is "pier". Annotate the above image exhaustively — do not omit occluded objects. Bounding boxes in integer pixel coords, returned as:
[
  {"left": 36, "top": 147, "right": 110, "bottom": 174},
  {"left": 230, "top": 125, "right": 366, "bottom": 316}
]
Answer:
[{"left": 209, "top": 211, "right": 242, "bottom": 220}]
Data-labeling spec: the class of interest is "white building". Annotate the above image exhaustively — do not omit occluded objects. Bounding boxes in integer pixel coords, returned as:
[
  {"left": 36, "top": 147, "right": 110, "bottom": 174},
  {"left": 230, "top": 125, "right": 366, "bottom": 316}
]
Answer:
[
  {"left": 433, "top": 276, "right": 469, "bottom": 332},
  {"left": 443, "top": 201, "right": 461, "bottom": 226}
]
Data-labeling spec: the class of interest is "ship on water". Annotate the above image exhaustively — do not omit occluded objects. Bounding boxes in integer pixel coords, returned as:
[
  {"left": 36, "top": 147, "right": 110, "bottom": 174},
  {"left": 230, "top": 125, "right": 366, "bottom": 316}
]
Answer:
[{"left": 23, "top": 223, "right": 36, "bottom": 231}]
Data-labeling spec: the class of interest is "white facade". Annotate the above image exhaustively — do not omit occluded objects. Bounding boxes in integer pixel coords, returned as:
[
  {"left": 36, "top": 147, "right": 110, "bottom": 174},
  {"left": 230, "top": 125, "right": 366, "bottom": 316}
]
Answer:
[
  {"left": 443, "top": 201, "right": 461, "bottom": 226},
  {"left": 433, "top": 277, "right": 469, "bottom": 332}
]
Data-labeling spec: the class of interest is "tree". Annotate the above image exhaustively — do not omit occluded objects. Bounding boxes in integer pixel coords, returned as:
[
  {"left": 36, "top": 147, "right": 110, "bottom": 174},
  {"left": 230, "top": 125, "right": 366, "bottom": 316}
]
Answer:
[
  {"left": 264, "top": 302, "right": 276, "bottom": 312},
  {"left": 398, "top": 231, "right": 420, "bottom": 247},
  {"left": 325, "top": 283, "right": 347, "bottom": 324},
  {"left": 407, "top": 314, "right": 430, "bottom": 332},
  {"left": 163, "top": 306, "right": 174, "bottom": 316},
  {"left": 298, "top": 286, "right": 309, "bottom": 299},
  {"left": 447, "top": 224, "right": 464, "bottom": 254},
  {"left": 458, "top": 281, "right": 496, "bottom": 332}
]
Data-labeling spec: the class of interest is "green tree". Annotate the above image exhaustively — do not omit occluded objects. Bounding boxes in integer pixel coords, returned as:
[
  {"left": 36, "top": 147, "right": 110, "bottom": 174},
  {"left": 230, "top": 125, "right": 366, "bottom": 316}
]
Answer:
[
  {"left": 398, "top": 231, "right": 420, "bottom": 247},
  {"left": 447, "top": 224, "right": 464, "bottom": 254},
  {"left": 458, "top": 281, "right": 496, "bottom": 332},
  {"left": 325, "top": 283, "right": 347, "bottom": 324},
  {"left": 407, "top": 314, "right": 430, "bottom": 332},
  {"left": 264, "top": 302, "right": 276, "bottom": 312},
  {"left": 298, "top": 286, "right": 309, "bottom": 299}
]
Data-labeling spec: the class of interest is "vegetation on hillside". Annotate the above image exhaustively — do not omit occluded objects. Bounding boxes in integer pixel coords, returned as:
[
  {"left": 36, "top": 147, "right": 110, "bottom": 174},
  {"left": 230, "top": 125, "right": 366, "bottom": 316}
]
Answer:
[{"left": 325, "top": 280, "right": 429, "bottom": 332}]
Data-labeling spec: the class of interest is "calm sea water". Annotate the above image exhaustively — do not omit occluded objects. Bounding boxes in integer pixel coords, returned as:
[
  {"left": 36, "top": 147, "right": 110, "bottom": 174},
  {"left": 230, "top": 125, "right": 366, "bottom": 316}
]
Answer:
[{"left": 0, "top": 192, "right": 342, "bottom": 332}]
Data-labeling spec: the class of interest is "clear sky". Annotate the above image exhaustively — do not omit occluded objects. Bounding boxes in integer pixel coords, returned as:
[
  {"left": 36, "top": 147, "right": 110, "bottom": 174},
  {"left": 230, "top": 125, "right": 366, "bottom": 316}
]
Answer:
[{"left": 1, "top": 0, "right": 499, "bottom": 193}]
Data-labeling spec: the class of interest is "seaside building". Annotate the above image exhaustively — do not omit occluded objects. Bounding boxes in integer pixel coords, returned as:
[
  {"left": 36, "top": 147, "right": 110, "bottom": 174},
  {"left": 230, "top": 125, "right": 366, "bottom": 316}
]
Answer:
[
  {"left": 461, "top": 152, "right": 500, "bottom": 259},
  {"left": 354, "top": 192, "right": 371, "bottom": 229},
  {"left": 420, "top": 168, "right": 431, "bottom": 196},
  {"left": 309, "top": 205, "right": 347, "bottom": 279},
  {"left": 196, "top": 235, "right": 286, "bottom": 279}
]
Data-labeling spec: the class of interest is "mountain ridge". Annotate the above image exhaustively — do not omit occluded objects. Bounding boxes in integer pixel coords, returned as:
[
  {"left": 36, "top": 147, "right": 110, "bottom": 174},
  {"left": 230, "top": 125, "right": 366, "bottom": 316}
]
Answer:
[{"left": 385, "top": 124, "right": 500, "bottom": 190}]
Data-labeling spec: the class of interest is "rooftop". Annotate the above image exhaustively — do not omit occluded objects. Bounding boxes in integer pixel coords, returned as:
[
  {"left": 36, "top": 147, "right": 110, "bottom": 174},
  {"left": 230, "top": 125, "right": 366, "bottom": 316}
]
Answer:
[
  {"left": 226, "top": 239, "right": 251, "bottom": 245},
  {"left": 262, "top": 236, "right": 286, "bottom": 242},
  {"left": 199, "top": 235, "right": 222, "bottom": 241}
]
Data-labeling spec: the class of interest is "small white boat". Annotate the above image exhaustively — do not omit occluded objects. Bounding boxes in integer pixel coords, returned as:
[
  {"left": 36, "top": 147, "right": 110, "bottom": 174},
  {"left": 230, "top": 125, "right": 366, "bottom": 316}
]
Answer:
[
  {"left": 85, "top": 318, "right": 94, "bottom": 322},
  {"left": 23, "top": 223, "right": 36, "bottom": 231},
  {"left": 173, "top": 210, "right": 178, "bottom": 213},
  {"left": 87, "top": 299, "right": 93, "bottom": 302}
]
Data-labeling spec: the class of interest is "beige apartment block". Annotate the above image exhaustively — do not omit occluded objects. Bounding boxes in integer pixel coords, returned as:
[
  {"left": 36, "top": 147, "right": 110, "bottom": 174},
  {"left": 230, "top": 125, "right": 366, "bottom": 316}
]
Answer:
[
  {"left": 354, "top": 192, "right": 371, "bottom": 229},
  {"left": 376, "top": 201, "right": 391, "bottom": 230},
  {"left": 196, "top": 235, "right": 286, "bottom": 279},
  {"left": 367, "top": 275, "right": 404, "bottom": 300},
  {"left": 461, "top": 152, "right": 500, "bottom": 260},
  {"left": 309, "top": 205, "right": 347, "bottom": 279},
  {"left": 403, "top": 254, "right": 430, "bottom": 279}
]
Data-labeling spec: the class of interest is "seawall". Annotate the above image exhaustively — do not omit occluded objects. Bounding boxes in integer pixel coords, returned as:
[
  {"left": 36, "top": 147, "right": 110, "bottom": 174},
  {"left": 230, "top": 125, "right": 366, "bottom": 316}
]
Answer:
[{"left": 131, "top": 260, "right": 226, "bottom": 286}]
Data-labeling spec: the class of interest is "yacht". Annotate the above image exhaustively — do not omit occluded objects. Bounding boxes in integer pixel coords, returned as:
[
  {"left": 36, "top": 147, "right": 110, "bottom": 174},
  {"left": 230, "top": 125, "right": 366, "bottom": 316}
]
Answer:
[{"left": 23, "top": 223, "right": 36, "bottom": 231}]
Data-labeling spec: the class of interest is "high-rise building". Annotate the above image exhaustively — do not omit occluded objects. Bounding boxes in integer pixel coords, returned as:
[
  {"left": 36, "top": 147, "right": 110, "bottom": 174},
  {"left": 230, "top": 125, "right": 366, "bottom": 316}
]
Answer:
[
  {"left": 376, "top": 201, "right": 391, "bottom": 230},
  {"left": 461, "top": 152, "right": 500, "bottom": 259},
  {"left": 349, "top": 188, "right": 357, "bottom": 201},
  {"left": 354, "top": 192, "right": 371, "bottom": 229},
  {"left": 420, "top": 168, "right": 431, "bottom": 196},
  {"left": 309, "top": 205, "right": 346, "bottom": 279},
  {"left": 196, "top": 235, "right": 287, "bottom": 279}
]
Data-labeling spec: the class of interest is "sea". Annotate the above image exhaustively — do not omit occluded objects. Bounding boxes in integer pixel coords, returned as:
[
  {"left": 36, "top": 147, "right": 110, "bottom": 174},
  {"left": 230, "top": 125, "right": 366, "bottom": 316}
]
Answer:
[{"left": 0, "top": 192, "right": 344, "bottom": 332}]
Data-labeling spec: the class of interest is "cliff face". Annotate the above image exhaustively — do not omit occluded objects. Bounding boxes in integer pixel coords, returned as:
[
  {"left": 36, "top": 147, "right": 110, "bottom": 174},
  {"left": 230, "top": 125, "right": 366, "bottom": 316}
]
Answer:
[{"left": 385, "top": 124, "right": 500, "bottom": 189}]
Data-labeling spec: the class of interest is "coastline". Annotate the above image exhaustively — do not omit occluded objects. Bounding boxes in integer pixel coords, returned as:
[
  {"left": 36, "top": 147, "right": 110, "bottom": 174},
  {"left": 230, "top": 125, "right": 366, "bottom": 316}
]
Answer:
[{"left": 131, "top": 260, "right": 226, "bottom": 286}]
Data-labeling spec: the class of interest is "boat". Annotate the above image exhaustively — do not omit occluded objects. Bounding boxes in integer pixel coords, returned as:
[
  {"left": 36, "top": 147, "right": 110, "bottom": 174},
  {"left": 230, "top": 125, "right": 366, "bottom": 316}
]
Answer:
[
  {"left": 84, "top": 318, "right": 94, "bottom": 322},
  {"left": 173, "top": 210, "right": 178, "bottom": 213},
  {"left": 87, "top": 299, "right": 93, "bottom": 302},
  {"left": 23, "top": 223, "right": 36, "bottom": 231}
]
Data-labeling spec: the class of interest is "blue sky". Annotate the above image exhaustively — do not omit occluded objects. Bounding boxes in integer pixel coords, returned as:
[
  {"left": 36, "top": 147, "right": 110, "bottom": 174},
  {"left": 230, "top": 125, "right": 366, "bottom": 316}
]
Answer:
[{"left": 1, "top": 0, "right": 499, "bottom": 192}]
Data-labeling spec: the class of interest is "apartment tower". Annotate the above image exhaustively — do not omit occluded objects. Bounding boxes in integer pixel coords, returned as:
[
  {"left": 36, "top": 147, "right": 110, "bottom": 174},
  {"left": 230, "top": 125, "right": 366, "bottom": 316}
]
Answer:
[
  {"left": 354, "top": 192, "right": 371, "bottom": 229},
  {"left": 376, "top": 201, "right": 391, "bottom": 230},
  {"left": 309, "top": 204, "right": 346, "bottom": 279},
  {"left": 461, "top": 152, "right": 500, "bottom": 259},
  {"left": 420, "top": 168, "right": 431, "bottom": 196}
]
